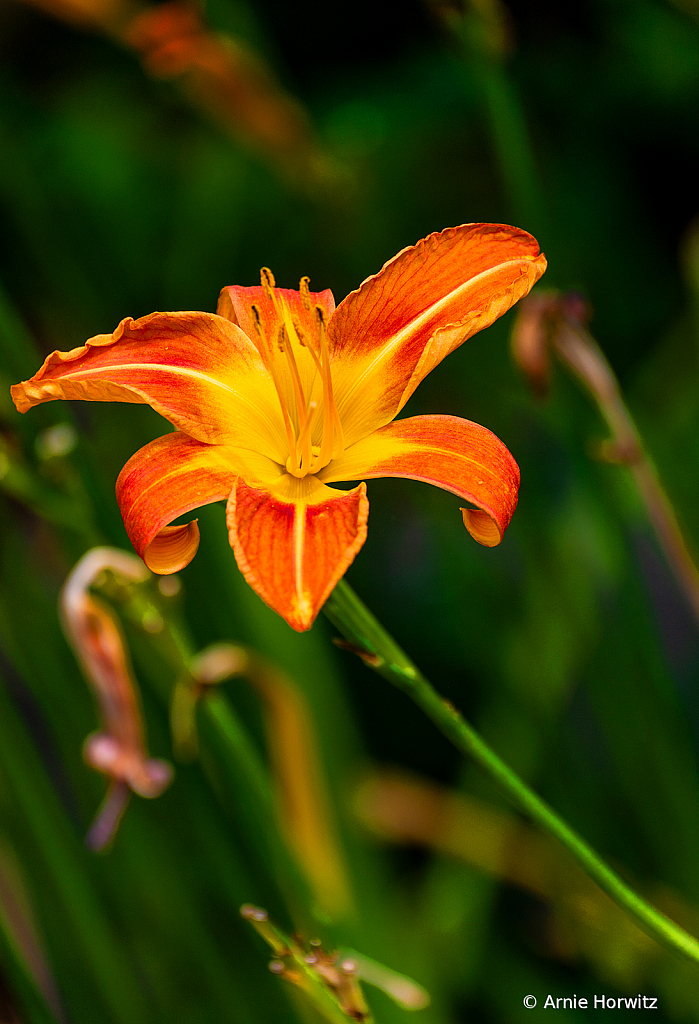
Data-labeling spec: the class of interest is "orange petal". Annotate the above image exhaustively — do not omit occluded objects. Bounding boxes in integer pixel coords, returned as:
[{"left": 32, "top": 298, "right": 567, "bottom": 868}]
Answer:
[
  {"left": 218, "top": 284, "right": 336, "bottom": 345},
  {"left": 11, "top": 312, "right": 287, "bottom": 458},
  {"left": 327, "top": 223, "right": 546, "bottom": 446},
  {"left": 142, "top": 523, "right": 202, "bottom": 574},
  {"left": 319, "top": 414, "right": 519, "bottom": 546},
  {"left": 227, "top": 475, "right": 368, "bottom": 631},
  {"left": 117, "top": 431, "right": 283, "bottom": 573}
]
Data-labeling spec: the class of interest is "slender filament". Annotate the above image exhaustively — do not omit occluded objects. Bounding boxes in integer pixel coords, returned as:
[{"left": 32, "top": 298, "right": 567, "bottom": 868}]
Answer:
[
  {"left": 250, "top": 304, "right": 299, "bottom": 473},
  {"left": 256, "top": 271, "right": 345, "bottom": 478}
]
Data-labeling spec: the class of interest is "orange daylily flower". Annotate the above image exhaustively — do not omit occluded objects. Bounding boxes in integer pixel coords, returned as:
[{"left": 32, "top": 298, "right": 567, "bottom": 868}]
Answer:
[{"left": 12, "top": 223, "right": 546, "bottom": 630}]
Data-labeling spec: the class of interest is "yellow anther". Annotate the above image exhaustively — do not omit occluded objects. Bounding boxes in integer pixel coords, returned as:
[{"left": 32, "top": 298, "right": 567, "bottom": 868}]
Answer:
[
  {"left": 292, "top": 318, "right": 307, "bottom": 348},
  {"left": 250, "top": 303, "right": 263, "bottom": 335},
  {"left": 260, "top": 267, "right": 276, "bottom": 300},
  {"left": 299, "top": 276, "right": 312, "bottom": 309}
]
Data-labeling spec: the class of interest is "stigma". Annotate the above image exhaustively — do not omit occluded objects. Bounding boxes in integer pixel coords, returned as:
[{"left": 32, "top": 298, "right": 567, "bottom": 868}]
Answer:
[{"left": 251, "top": 269, "right": 344, "bottom": 478}]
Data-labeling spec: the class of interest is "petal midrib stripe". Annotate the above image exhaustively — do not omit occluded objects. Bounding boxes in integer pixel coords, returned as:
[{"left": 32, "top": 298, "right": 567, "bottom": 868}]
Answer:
[
  {"left": 59, "top": 362, "right": 246, "bottom": 399},
  {"left": 324, "top": 442, "right": 510, "bottom": 492},
  {"left": 384, "top": 448, "right": 505, "bottom": 487},
  {"left": 353, "top": 258, "right": 530, "bottom": 378}
]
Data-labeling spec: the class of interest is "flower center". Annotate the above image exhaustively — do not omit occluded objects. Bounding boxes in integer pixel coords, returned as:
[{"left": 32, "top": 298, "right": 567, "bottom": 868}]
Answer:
[{"left": 250, "top": 269, "right": 344, "bottom": 478}]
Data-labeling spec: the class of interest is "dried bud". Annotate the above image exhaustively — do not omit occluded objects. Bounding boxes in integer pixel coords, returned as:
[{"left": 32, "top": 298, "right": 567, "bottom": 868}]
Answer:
[
  {"left": 61, "top": 548, "right": 173, "bottom": 850},
  {"left": 190, "top": 643, "right": 249, "bottom": 685},
  {"left": 510, "top": 291, "right": 559, "bottom": 398},
  {"left": 560, "top": 291, "right": 592, "bottom": 327}
]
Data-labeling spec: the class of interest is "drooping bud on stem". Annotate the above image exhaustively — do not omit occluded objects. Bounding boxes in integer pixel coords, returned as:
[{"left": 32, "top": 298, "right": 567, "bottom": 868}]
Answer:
[{"left": 511, "top": 291, "right": 699, "bottom": 626}]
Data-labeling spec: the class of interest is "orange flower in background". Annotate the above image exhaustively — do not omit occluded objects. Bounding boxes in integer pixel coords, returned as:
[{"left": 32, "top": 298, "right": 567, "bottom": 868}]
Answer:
[{"left": 12, "top": 224, "right": 546, "bottom": 630}]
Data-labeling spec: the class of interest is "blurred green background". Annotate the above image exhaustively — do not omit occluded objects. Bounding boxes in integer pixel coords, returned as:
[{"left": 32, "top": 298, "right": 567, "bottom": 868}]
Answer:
[{"left": 2, "top": 0, "right": 699, "bottom": 1020}]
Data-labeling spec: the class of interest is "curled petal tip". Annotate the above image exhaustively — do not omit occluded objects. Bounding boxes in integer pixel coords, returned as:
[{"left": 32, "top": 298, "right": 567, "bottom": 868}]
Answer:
[
  {"left": 143, "top": 521, "right": 200, "bottom": 574},
  {"left": 9, "top": 382, "right": 32, "bottom": 414},
  {"left": 321, "top": 416, "right": 519, "bottom": 547},
  {"left": 460, "top": 508, "right": 503, "bottom": 547}
]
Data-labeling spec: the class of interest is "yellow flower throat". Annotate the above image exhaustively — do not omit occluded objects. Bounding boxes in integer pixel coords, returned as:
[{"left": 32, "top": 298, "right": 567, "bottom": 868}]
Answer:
[{"left": 250, "top": 269, "right": 344, "bottom": 479}]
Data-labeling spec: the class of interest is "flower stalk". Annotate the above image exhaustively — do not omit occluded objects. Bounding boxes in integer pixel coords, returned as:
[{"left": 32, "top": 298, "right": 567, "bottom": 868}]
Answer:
[
  {"left": 323, "top": 578, "right": 699, "bottom": 969},
  {"left": 555, "top": 320, "right": 699, "bottom": 626},
  {"left": 512, "top": 292, "right": 699, "bottom": 626}
]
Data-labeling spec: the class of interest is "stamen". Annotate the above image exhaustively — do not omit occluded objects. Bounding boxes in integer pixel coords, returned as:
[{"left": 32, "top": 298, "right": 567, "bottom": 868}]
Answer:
[
  {"left": 299, "top": 276, "right": 312, "bottom": 310},
  {"left": 278, "top": 300, "right": 312, "bottom": 473},
  {"left": 295, "top": 311, "right": 332, "bottom": 472},
  {"left": 315, "top": 305, "right": 344, "bottom": 468},
  {"left": 250, "top": 303, "right": 270, "bottom": 362},
  {"left": 253, "top": 276, "right": 342, "bottom": 478},
  {"left": 295, "top": 401, "right": 318, "bottom": 463},
  {"left": 250, "top": 302, "right": 263, "bottom": 334},
  {"left": 256, "top": 282, "right": 312, "bottom": 478},
  {"left": 260, "top": 267, "right": 276, "bottom": 299},
  {"left": 251, "top": 304, "right": 299, "bottom": 472},
  {"left": 291, "top": 317, "right": 308, "bottom": 348}
]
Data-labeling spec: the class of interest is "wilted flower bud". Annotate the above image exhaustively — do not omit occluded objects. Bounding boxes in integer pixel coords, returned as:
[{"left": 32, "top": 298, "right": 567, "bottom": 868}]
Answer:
[{"left": 61, "top": 548, "right": 173, "bottom": 850}]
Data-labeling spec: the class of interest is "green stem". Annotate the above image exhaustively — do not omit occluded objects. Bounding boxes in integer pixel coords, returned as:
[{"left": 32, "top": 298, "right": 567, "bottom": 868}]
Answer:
[
  {"left": 0, "top": 907, "right": 59, "bottom": 1024},
  {"left": 97, "top": 580, "right": 317, "bottom": 919},
  {"left": 0, "top": 670, "right": 149, "bottom": 1023},
  {"left": 323, "top": 578, "right": 699, "bottom": 968}
]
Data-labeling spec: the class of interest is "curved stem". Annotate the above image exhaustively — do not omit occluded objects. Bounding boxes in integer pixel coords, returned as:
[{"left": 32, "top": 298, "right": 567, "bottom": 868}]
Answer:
[
  {"left": 323, "top": 578, "right": 699, "bottom": 968},
  {"left": 553, "top": 321, "right": 699, "bottom": 625}
]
